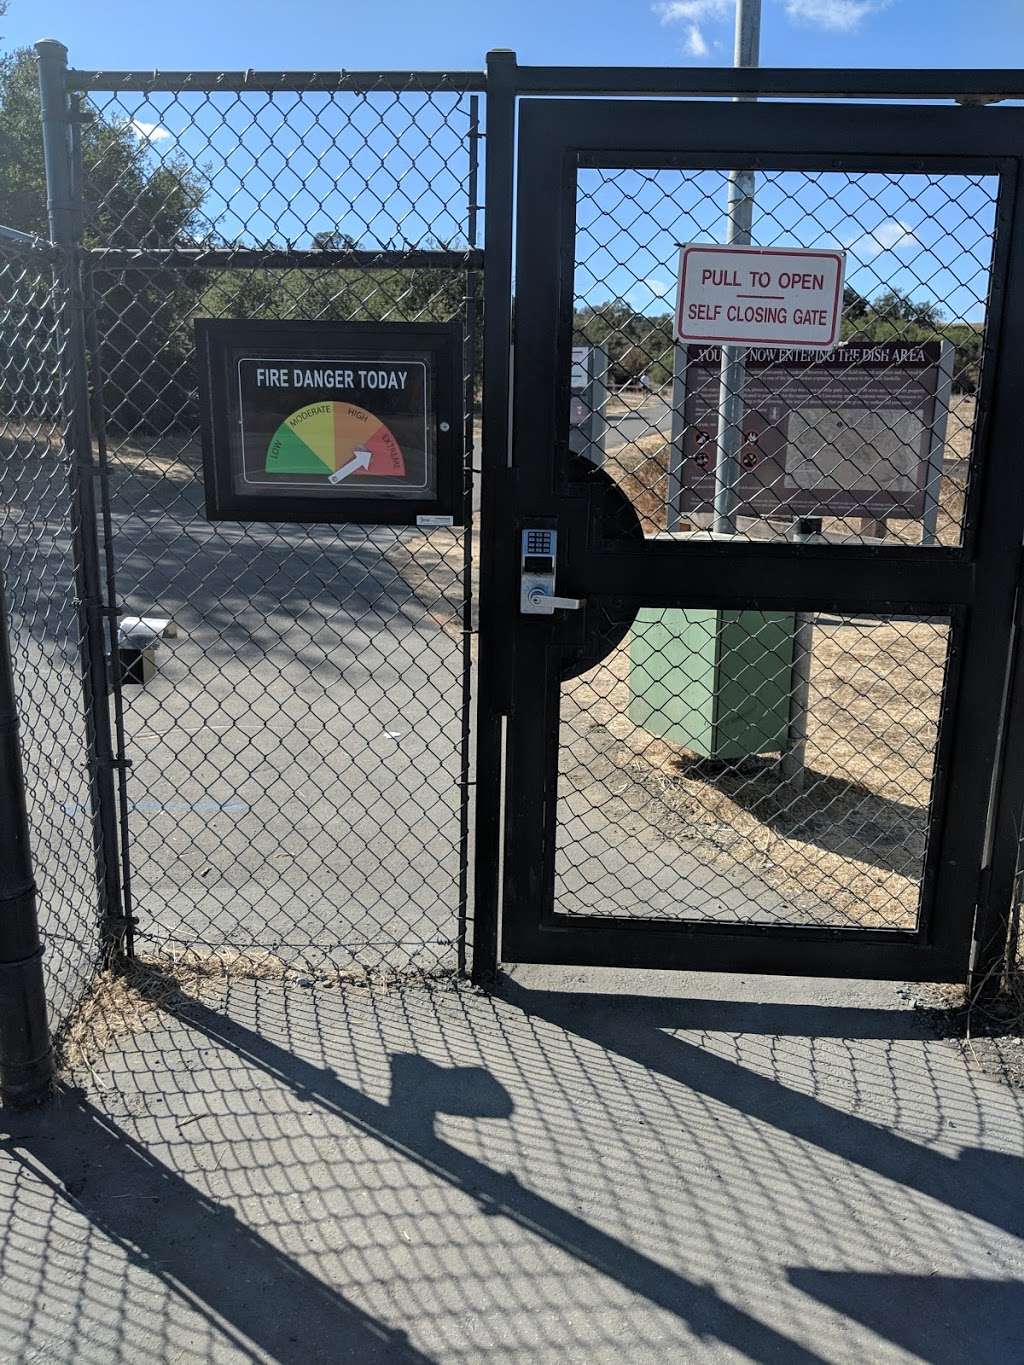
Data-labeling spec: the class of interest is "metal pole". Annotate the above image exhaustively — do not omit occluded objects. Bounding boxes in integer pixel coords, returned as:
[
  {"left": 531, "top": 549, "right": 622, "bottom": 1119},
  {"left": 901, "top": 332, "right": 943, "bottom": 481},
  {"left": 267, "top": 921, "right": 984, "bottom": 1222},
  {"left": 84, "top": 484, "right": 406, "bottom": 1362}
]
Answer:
[
  {"left": 457, "top": 92, "right": 481, "bottom": 978},
  {"left": 921, "top": 339, "right": 954, "bottom": 547},
  {"left": 36, "top": 39, "right": 127, "bottom": 966},
  {"left": 0, "top": 570, "right": 54, "bottom": 1107},
  {"left": 75, "top": 130, "right": 136, "bottom": 962},
  {"left": 712, "top": 0, "right": 760, "bottom": 537},
  {"left": 781, "top": 618, "right": 814, "bottom": 790},
  {"left": 471, "top": 49, "right": 518, "bottom": 985},
  {"left": 780, "top": 516, "right": 818, "bottom": 789}
]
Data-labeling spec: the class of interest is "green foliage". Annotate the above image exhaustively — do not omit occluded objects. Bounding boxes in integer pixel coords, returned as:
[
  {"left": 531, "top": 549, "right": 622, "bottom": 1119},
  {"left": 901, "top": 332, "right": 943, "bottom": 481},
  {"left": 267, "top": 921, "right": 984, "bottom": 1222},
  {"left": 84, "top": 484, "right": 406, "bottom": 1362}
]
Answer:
[
  {"left": 0, "top": 48, "right": 205, "bottom": 431},
  {"left": 570, "top": 288, "right": 984, "bottom": 396},
  {"left": 199, "top": 263, "right": 467, "bottom": 328},
  {"left": 198, "top": 241, "right": 476, "bottom": 382},
  {"left": 842, "top": 284, "right": 982, "bottom": 394},
  {"left": 573, "top": 300, "right": 674, "bottom": 387}
]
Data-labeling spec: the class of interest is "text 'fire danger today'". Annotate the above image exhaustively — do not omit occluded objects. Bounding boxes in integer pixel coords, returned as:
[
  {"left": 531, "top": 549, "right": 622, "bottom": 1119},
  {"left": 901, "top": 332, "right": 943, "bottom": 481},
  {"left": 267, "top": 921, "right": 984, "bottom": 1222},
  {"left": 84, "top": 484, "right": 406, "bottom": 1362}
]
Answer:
[{"left": 255, "top": 367, "right": 410, "bottom": 391}]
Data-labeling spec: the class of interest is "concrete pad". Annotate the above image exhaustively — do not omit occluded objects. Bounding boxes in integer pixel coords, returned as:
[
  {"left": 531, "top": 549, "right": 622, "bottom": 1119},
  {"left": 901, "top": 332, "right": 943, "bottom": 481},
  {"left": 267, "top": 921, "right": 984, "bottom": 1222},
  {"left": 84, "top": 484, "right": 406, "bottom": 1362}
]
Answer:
[{"left": 2, "top": 971, "right": 1023, "bottom": 1363}]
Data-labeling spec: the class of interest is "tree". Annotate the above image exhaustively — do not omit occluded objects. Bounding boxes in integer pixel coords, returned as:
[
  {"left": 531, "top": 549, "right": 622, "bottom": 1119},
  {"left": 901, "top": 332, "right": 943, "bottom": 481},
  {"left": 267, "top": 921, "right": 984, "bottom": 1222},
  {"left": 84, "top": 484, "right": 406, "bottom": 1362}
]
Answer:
[
  {"left": 842, "top": 286, "right": 982, "bottom": 394},
  {"left": 574, "top": 300, "right": 674, "bottom": 388},
  {"left": 199, "top": 240, "right": 477, "bottom": 387},
  {"left": 0, "top": 48, "right": 206, "bottom": 431}
]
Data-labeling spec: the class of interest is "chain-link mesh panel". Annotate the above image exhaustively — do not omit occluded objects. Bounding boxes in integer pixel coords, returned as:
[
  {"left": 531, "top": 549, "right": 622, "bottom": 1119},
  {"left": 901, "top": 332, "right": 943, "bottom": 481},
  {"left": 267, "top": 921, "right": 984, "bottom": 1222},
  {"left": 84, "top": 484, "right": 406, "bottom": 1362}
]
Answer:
[
  {"left": 554, "top": 159, "right": 992, "bottom": 935},
  {"left": 557, "top": 609, "right": 950, "bottom": 931},
  {"left": 82, "top": 84, "right": 473, "bottom": 252},
  {"left": 574, "top": 167, "right": 996, "bottom": 545},
  {"left": 77, "top": 82, "right": 480, "bottom": 973},
  {"left": 0, "top": 235, "right": 101, "bottom": 1027}
]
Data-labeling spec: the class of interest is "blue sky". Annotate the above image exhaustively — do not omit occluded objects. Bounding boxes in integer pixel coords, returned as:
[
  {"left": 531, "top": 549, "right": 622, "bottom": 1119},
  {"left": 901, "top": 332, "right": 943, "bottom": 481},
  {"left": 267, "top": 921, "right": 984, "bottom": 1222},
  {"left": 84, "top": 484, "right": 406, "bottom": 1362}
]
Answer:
[
  {"left": 7, "top": 0, "right": 1018, "bottom": 322},
  {"left": 10, "top": 0, "right": 1024, "bottom": 73}
]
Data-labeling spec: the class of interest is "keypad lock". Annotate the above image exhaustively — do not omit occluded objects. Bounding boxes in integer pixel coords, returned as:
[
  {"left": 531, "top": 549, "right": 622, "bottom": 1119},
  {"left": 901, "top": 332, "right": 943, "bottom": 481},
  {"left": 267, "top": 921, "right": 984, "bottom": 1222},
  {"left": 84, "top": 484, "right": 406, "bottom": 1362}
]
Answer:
[{"left": 520, "top": 528, "right": 583, "bottom": 616}]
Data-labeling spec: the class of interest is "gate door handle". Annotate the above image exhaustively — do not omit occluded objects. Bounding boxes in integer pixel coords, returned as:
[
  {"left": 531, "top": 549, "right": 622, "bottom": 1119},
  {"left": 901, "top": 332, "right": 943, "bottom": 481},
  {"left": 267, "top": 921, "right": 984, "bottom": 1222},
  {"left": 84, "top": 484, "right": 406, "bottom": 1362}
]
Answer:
[{"left": 526, "top": 588, "right": 583, "bottom": 613}]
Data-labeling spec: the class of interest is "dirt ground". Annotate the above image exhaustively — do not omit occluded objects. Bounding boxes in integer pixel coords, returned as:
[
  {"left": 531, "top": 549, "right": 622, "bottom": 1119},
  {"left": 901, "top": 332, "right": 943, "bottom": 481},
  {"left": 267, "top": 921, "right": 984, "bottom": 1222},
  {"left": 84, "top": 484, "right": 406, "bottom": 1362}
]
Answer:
[
  {"left": 556, "top": 397, "right": 973, "bottom": 930},
  {"left": 560, "top": 614, "right": 946, "bottom": 930}
]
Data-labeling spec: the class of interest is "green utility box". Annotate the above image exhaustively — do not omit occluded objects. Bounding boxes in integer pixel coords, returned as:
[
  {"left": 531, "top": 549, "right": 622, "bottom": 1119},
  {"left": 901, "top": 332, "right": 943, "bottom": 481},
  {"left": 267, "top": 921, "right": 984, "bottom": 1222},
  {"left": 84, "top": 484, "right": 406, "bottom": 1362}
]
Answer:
[{"left": 628, "top": 609, "right": 798, "bottom": 759}]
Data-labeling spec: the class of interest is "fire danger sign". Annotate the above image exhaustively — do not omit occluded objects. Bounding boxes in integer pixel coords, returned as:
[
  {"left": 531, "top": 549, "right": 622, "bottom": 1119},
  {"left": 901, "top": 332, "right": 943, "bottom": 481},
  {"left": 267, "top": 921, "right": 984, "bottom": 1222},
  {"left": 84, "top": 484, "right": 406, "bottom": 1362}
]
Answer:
[
  {"left": 196, "top": 320, "right": 462, "bottom": 526},
  {"left": 674, "top": 244, "right": 846, "bottom": 349}
]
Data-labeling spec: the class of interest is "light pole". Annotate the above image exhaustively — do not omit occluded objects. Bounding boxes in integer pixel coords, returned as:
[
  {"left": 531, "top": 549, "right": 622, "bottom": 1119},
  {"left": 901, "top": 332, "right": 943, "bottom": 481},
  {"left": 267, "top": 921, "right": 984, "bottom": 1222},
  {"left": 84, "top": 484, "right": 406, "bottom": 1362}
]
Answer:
[{"left": 712, "top": 0, "right": 761, "bottom": 537}]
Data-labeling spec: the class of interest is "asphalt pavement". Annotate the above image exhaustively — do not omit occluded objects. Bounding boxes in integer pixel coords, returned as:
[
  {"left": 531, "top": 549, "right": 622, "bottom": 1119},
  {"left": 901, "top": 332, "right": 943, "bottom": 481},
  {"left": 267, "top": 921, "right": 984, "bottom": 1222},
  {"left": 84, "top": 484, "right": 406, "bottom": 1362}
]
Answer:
[{"left": 2, "top": 966, "right": 1021, "bottom": 1363}]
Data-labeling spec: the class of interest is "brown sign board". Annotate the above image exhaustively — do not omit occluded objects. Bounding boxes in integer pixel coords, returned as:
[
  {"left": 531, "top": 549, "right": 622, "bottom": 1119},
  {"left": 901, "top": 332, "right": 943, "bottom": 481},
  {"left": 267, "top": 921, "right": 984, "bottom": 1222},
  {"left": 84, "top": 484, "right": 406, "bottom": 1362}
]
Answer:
[{"left": 669, "top": 340, "right": 953, "bottom": 524}]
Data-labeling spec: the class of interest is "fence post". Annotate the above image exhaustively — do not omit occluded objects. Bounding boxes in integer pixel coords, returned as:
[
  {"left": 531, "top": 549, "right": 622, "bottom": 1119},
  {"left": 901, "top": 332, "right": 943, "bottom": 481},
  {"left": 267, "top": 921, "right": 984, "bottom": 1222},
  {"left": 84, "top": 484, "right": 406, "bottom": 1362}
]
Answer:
[
  {"left": 0, "top": 571, "right": 54, "bottom": 1107},
  {"left": 471, "top": 49, "right": 518, "bottom": 985},
  {"left": 35, "top": 38, "right": 127, "bottom": 967},
  {"left": 972, "top": 572, "right": 1024, "bottom": 996}
]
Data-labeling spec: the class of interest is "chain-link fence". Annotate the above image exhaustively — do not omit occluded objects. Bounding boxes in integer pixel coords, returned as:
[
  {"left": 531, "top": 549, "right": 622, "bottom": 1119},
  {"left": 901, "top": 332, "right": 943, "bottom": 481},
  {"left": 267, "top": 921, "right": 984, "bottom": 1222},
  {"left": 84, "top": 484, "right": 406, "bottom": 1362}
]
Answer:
[
  {"left": 0, "top": 231, "right": 102, "bottom": 1031},
  {"left": 7, "top": 54, "right": 1024, "bottom": 1037},
  {"left": 67, "top": 73, "right": 483, "bottom": 976},
  {"left": 563, "top": 160, "right": 996, "bottom": 934}
]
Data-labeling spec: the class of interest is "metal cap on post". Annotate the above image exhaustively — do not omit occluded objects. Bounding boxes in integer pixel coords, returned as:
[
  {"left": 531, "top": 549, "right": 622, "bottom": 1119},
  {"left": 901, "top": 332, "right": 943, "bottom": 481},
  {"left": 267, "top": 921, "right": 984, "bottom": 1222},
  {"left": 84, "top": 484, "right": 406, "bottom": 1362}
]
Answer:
[{"left": 0, "top": 571, "right": 53, "bottom": 1107}]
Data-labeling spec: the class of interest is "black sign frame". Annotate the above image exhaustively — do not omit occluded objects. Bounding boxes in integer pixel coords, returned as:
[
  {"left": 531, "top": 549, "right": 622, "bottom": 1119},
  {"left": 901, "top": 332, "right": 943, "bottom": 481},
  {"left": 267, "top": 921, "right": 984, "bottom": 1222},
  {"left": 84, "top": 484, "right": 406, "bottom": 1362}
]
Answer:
[{"left": 196, "top": 319, "right": 464, "bottom": 526}]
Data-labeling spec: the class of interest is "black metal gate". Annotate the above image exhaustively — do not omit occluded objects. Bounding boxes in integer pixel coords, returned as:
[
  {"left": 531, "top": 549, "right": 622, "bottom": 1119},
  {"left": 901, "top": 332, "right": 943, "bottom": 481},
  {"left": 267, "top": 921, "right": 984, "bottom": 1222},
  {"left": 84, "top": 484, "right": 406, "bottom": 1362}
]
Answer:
[
  {"left": 476, "top": 66, "right": 1024, "bottom": 983},
  {"left": 9, "top": 51, "right": 1024, "bottom": 1077}
]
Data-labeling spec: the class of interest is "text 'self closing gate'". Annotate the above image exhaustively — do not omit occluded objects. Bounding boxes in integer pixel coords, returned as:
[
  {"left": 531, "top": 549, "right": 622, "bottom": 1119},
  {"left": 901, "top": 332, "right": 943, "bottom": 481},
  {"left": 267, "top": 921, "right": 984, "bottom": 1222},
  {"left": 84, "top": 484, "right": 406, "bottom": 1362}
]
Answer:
[{"left": 473, "top": 57, "right": 1024, "bottom": 983}]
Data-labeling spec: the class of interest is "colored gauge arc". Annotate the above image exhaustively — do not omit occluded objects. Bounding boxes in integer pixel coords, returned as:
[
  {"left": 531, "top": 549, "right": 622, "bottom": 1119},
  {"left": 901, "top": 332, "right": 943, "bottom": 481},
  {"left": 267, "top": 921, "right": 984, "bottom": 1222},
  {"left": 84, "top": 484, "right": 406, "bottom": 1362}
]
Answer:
[{"left": 265, "top": 401, "right": 406, "bottom": 481}]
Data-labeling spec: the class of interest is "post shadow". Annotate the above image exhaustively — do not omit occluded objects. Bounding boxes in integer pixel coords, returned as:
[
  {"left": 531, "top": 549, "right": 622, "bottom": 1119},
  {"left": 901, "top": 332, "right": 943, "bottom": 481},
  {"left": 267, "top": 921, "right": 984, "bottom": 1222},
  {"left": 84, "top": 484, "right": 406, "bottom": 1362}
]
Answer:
[
  {"left": 1, "top": 1086, "right": 432, "bottom": 1364},
  {"left": 148, "top": 976, "right": 828, "bottom": 1364},
  {"left": 673, "top": 757, "right": 929, "bottom": 878},
  {"left": 786, "top": 1270, "right": 1023, "bottom": 1364}
]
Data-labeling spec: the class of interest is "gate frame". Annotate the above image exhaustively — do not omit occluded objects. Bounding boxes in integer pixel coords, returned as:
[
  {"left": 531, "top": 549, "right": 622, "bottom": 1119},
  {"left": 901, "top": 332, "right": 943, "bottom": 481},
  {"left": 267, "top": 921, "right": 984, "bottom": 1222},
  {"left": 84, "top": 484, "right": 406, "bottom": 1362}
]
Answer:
[
  {"left": 36, "top": 40, "right": 131, "bottom": 966},
  {"left": 20, "top": 43, "right": 1024, "bottom": 992},
  {"left": 51, "top": 46, "right": 486, "bottom": 981},
  {"left": 472, "top": 54, "right": 1024, "bottom": 986}
]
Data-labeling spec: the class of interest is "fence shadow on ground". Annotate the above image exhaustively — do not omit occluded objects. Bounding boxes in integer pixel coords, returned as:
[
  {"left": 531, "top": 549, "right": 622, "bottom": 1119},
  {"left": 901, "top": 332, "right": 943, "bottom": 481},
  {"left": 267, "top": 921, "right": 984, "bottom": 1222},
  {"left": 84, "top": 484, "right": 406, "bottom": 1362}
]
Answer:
[
  {"left": 669, "top": 756, "right": 928, "bottom": 880},
  {"left": 2, "top": 968, "right": 1023, "bottom": 1362}
]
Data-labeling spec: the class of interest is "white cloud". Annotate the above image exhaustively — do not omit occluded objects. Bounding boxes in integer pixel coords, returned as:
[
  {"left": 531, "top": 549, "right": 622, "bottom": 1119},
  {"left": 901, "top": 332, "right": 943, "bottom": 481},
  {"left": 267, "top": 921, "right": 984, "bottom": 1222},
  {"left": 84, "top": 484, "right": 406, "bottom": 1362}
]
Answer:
[
  {"left": 130, "top": 119, "right": 171, "bottom": 143},
  {"left": 643, "top": 277, "right": 673, "bottom": 296},
  {"left": 655, "top": 0, "right": 731, "bottom": 20},
  {"left": 845, "top": 219, "right": 918, "bottom": 259},
  {"left": 684, "top": 24, "right": 710, "bottom": 56},
  {"left": 784, "top": 0, "right": 891, "bottom": 32},
  {"left": 654, "top": 0, "right": 730, "bottom": 59}
]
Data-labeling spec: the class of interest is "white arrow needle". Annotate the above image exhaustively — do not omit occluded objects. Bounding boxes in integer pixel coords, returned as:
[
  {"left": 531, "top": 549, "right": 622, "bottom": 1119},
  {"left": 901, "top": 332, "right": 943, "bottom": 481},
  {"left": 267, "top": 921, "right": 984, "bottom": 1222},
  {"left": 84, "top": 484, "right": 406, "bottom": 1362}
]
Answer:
[{"left": 328, "top": 446, "right": 373, "bottom": 484}]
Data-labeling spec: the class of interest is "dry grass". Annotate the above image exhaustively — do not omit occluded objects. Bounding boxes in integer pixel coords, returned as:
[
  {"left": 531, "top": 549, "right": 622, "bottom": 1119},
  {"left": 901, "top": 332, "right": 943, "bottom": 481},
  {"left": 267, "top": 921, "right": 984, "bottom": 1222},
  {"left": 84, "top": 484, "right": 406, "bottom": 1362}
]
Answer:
[
  {"left": 916, "top": 943, "right": 1024, "bottom": 1087},
  {"left": 562, "top": 615, "right": 947, "bottom": 929},
  {"left": 59, "top": 948, "right": 444, "bottom": 1078},
  {"left": 604, "top": 394, "right": 977, "bottom": 544},
  {"left": 582, "top": 400, "right": 970, "bottom": 928}
]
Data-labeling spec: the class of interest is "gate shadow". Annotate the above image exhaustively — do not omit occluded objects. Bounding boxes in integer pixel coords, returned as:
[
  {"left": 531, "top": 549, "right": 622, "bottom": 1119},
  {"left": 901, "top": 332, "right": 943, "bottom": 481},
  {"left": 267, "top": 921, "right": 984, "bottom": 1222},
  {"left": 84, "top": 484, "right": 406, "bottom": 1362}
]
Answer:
[
  {"left": 6, "top": 972, "right": 1022, "bottom": 1362},
  {"left": 128, "top": 969, "right": 828, "bottom": 1364},
  {"left": 496, "top": 981, "right": 1024, "bottom": 1244},
  {"left": 0, "top": 1086, "right": 430, "bottom": 1363}
]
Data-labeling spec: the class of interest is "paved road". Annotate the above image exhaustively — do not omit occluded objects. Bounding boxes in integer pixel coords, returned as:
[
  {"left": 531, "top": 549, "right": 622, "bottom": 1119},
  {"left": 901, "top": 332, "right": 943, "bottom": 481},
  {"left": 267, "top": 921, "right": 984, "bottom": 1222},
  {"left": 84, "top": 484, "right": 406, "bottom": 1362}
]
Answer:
[
  {"left": 4, "top": 446, "right": 469, "bottom": 979},
  {"left": 4, "top": 968, "right": 1022, "bottom": 1362},
  {"left": 107, "top": 501, "right": 468, "bottom": 973},
  {"left": 605, "top": 396, "right": 673, "bottom": 451}
]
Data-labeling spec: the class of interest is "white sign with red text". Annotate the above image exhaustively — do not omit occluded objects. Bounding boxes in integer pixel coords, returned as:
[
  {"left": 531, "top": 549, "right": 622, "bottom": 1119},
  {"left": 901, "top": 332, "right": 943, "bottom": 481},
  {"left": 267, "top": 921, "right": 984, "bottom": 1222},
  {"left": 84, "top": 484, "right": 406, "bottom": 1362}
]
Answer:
[{"left": 674, "top": 244, "right": 846, "bottom": 349}]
